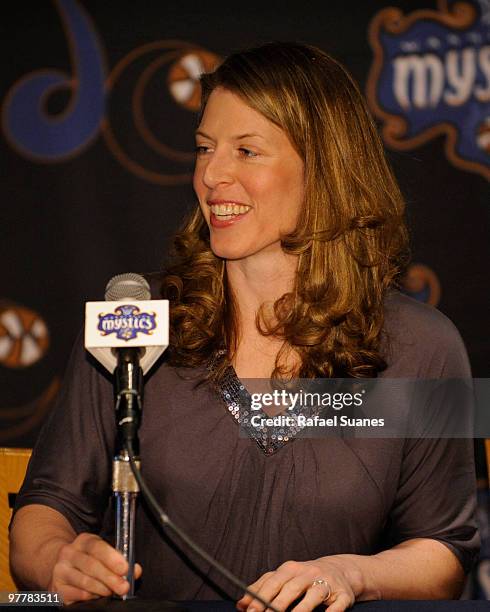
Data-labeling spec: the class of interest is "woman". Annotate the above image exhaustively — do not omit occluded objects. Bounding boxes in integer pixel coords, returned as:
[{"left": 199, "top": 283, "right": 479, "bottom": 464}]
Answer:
[{"left": 10, "top": 42, "right": 478, "bottom": 611}]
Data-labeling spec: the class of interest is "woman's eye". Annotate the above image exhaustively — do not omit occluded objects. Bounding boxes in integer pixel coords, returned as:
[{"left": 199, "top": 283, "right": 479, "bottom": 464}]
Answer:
[
  {"left": 195, "top": 145, "right": 210, "bottom": 155},
  {"left": 239, "top": 147, "right": 258, "bottom": 158}
]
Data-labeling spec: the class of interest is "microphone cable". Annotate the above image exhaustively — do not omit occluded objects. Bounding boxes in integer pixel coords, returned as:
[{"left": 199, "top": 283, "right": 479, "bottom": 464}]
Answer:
[{"left": 125, "top": 439, "right": 280, "bottom": 612}]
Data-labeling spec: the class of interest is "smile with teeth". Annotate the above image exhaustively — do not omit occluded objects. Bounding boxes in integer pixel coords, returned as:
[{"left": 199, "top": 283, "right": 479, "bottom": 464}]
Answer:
[{"left": 210, "top": 203, "right": 251, "bottom": 221}]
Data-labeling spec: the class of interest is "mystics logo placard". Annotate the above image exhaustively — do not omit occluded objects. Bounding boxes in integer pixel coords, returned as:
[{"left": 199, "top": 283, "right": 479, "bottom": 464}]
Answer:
[
  {"left": 85, "top": 300, "right": 168, "bottom": 374},
  {"left": 98, "top": 304, "right": 157, "bottom": 341},
  {"left": 367, "top": 0, "right": 490, "bottom": 180}
]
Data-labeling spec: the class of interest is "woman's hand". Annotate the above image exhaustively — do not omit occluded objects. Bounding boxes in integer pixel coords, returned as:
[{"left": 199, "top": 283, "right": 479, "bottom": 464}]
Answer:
[
  {"left": 48, "top": 533, "right": 142, "bottom": 605},
  {"left": 236, "top": 557, "right": 365, "bottom": 612}
]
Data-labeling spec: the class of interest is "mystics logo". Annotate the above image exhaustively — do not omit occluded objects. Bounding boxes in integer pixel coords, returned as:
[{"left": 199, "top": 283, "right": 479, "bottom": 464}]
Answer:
[
  {"left": 367, "top": 0, "right": 490, "bottom": 180},
  {"left": 98, "top": 304, "right": 157, "bottom": 341}
]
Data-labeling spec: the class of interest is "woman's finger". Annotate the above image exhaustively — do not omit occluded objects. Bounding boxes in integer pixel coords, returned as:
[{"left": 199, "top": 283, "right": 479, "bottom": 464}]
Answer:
[
  {"left": 290, "top": 579, "right": 333, "bottom": 612},
  {"left": 269, "top": 574, "right": 324, "bottom": 612},
  {"left": 323, "top": 591, "right": 353, "bottom": 612},
  {"left": 58, "top": 542, "right": 129, "bottom": 595},
  {"left": 236, "top": 572, "right": 273, "bottom": 609},
  {"left": 68, "top": 548, "right": 128, "bottom": 594},
  {"left": 241, "top": 563, "right": 312, "bottom": 612},
  {"left": 53, "top": 560, "right": 114, "bottom": 598},
  {"left": 53, "top": 584, "right": 99, "bottom": 606},
  {"left": 76, "top": 533, "right": 128, "bottom": 575}
]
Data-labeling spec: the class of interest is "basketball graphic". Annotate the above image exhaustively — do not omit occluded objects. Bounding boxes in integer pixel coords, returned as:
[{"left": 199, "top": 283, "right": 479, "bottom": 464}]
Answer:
[
  {"left": 476, "top": 117, "right": 490, "bottom": 155},
  {"left": 0, "top": 303, "right": 49, "bottom": 368},
  {"left": 168, "top": 50, "right": 220, "bottom": 111},
  {"left": 400, "top": 264, "right": 441, "bottom": 306}
]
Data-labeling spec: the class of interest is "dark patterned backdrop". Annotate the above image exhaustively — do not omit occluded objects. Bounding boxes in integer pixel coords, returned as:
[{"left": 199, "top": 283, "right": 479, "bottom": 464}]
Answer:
[{"left": 1, "top": 0, "right": 489, "bottom": 594}]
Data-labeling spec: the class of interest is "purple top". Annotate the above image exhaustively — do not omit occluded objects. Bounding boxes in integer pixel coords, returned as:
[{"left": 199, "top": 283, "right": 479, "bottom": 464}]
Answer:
[{"left": 13, "top": 290, "right": 479, "bottom": 600}]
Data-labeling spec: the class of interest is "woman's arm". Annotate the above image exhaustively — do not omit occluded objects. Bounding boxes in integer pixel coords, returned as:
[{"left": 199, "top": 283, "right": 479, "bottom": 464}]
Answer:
[
  {"left": 10, "top": 505, "right": 139, "bottom": 605},
  {"left": 352, "top": 538, "right": 465, "bottom": 600},
  {"left": 10, "top": 505, "right": 75, "bottom": 591},
  {"left": 236, "top": 538, "right": 465, "bottom": 612}
]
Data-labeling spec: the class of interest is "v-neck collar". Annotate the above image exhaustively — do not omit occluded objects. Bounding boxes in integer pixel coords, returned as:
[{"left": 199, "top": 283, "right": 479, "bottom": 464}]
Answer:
[{"left": 210, "top": 353, "right": 310, "bottom": 455}]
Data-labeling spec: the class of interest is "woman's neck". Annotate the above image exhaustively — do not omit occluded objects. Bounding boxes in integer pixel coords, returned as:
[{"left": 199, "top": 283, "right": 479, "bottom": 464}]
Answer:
[
  {"left": 226, "top": 249, "right": 298, "bottom": 325},
  {"left": 225, "top": 250, "right": 299, "bottom": 378}
]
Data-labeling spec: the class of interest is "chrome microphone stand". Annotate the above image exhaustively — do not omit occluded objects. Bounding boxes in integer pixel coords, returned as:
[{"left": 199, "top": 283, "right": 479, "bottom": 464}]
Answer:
[
  {"left": 113, "top": 450, "right": 139, "bottom": 598},
  {"left": 112, "top": 348, "right": 143, "bottom": 599}
]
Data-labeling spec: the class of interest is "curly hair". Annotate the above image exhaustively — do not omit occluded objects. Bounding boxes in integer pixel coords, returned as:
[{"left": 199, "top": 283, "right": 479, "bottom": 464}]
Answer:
[{"left": 162, "top": 42, "right": 409, "bottom": 380}]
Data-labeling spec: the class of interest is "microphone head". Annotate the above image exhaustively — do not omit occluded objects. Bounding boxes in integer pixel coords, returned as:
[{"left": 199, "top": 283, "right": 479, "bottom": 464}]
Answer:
[{"left": 105, "top": 273, "right": 151, "bottom": 301}]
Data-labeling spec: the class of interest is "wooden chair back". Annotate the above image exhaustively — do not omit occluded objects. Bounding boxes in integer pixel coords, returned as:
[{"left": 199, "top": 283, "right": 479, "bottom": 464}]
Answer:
[{"left": 0, "top": 448, "right": 32, "bottom": 591}]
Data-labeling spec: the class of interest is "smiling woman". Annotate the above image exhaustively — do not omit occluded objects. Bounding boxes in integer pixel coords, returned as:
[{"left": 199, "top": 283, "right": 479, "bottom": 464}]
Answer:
[
  {"left": 10, "top": 42, "right": 479, "bottom": 611},
  {"left": 164, "top": 42, "right": 408, "bottom": 382}
]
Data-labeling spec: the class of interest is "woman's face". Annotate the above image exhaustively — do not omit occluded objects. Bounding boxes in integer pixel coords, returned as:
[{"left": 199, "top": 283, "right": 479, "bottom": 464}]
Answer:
[{"left": 193, "top": 87, "right": 304, "bottom": 261}]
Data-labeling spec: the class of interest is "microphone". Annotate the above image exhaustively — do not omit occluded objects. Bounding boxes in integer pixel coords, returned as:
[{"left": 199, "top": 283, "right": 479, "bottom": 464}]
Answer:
[
  {"left": 84, "top": 272, "right": 169, "bottom": 375},
  {"left": 85, "top": 272, "right": 168, "bottom": 444}
]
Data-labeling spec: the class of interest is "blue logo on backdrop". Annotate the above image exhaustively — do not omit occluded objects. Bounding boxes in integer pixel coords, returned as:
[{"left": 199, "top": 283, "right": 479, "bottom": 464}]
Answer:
[
  {"left": 98, "top": 305, "right": 157, "bottom": 341},
  {"left": 2, "top": 0, "right": 105, "bottom": 161},
  {"left": 367, "top": 0, "right": 490, "bottom": 181},
  {"left": 1, "top": 0, "right": 219, "bottom": 184}
]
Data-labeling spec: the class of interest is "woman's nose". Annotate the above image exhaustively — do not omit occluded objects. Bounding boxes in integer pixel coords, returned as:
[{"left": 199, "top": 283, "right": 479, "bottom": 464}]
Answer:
[{"left": 201, "top": 150, "right": 234, "bottom": 188}]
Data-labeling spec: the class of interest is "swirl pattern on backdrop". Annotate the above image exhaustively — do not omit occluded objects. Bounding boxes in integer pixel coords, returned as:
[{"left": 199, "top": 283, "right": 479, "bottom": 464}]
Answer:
[
  {"left": 1, "top": 0, "right": 105, "bottom": 161},
  {"left": 101, "top": 42, "right": 220, "bottom": 186}
]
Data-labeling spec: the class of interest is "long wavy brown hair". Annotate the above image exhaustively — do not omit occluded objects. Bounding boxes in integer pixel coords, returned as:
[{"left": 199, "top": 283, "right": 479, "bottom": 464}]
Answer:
[{"left": 162, "top": 42, "right": 409, "bottom": 380}]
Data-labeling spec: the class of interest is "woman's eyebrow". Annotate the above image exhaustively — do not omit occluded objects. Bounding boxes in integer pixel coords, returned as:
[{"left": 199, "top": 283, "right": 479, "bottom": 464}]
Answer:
[
  {"left": 194, "top": 129, "right": 265, "bottom": 140},
  {"left": 233, "top": 133, "right": 265, "bottom": 140},
  {"left": 195, "top": 129, "right": 212, "bottom": 139}
]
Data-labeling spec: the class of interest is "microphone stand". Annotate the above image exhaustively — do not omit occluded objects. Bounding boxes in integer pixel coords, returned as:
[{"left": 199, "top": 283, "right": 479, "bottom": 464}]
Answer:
[{"left": 113, "top": 347, "right": 143, "bottom": 599}]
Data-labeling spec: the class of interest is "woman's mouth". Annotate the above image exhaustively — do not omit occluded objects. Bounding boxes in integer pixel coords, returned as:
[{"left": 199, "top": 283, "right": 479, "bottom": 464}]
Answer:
[
  {"left": 209, "top": 203, "right": 252, "bottom": 226},
  {"left": 210, "top": 203, "right": 251, "bottom": 220}
]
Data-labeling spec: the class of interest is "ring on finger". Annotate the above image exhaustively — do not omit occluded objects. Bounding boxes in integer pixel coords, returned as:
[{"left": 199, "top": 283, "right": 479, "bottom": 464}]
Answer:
[{"left": 311, "top": 577, "right": 331, "bottom": 602}]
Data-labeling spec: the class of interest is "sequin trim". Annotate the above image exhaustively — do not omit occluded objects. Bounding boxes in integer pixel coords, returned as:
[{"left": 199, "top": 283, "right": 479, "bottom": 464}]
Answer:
[{"left": 209, "top": 351, "right": 310, "bottom": 456}]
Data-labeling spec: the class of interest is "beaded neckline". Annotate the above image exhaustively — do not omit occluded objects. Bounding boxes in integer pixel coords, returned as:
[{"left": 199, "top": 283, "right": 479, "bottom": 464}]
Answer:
[{"left": 209, "top": 350, "right": 309, "bottom": 456}]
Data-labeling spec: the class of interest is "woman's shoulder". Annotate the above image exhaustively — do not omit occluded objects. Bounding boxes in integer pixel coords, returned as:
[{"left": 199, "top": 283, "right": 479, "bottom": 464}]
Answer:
[
  {"left": 382, "top": 289, "right": 471, "bottom": 377},
  {"left": 384, "top": 289, "right": 460, "bottom": 339}
]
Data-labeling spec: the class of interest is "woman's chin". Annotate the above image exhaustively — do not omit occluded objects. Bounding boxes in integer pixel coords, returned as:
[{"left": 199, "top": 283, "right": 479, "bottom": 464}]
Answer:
[
  {"left": 211, "top": 247, "right": 248, "bottom": 260},
  {"left": 209, "top": 240, "right": 251, "bottom": 260},
  {"left": 209, "top": 238, "right": 285, "bottom": 261}
]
